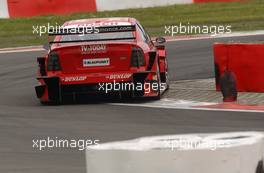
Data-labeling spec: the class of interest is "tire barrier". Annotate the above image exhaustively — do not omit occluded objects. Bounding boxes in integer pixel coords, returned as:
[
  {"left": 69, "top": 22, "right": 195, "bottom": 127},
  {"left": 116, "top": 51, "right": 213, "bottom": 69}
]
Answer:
[
  {"left": 214, "top": 43, "right": 264, "bottom": 93},
  {"left": 1, "top": 0, "right": 243, "bottom": 18},
  {"left": 86, "top": 132, "right": 264, "bottom": 173}
]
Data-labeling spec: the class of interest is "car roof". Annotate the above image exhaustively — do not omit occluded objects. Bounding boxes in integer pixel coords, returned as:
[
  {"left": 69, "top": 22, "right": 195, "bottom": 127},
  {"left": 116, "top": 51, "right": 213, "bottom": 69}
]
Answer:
[{"left": 63, "top": 17, "right": 137, "bottom": 27}]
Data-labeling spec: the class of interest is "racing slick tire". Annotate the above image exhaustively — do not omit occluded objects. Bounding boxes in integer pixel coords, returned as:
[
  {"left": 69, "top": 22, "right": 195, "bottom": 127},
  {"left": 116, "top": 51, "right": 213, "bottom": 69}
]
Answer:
[
  {"left": 40, "top": 100, "right": 61, "bottom": 106},
  {"left": 160, "top": 71, "right": 169, "bottom": 90},
  {"left": 164, "top": 57, "right": 170, "bottom": 90},
  {"left": 153, "top": 61, "right": 162, "bottom": 100}
]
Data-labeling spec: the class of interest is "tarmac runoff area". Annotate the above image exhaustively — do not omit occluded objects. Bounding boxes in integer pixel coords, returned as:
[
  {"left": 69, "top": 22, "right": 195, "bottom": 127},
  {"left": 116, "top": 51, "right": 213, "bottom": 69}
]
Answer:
[{"left": 112, "top": 79, "right": 264, "bottom": 113}]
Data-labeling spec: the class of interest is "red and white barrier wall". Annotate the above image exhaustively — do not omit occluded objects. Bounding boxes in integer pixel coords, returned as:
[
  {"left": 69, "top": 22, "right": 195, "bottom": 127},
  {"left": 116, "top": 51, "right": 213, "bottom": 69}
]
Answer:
[
  {"left": 96, "top": 0, "right": 241, "bottom": 11},
  {"left": 0, "top": 0, "right": 9, "bottom": 18},
  {"left": 1, "top": 0, "right": 241, "bottom": 18},
  {"left": 96, "top": 0, "right": 192, "bottom": 11}
]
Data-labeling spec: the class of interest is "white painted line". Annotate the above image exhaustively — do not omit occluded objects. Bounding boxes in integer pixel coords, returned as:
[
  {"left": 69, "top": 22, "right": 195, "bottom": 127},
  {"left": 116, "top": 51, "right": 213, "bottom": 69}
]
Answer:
[
  {"left": 0, "top": 46, "right": 45, "bottom": 54},
  {"left": 110, "top": 99, "right": 264, "bottom": 113},
  {"left": 165, "top": 30, "right": 264, "bottom": 42},
  {"left": 0, "top": 48, "right": 45, "bottom": 54}
]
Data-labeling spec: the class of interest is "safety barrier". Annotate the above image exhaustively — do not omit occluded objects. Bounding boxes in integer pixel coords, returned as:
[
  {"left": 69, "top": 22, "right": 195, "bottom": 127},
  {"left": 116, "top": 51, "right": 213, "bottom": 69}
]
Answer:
[
  {"left": 1, "top": 0, "right": 242, "bottom": 18},
  {"left": 214, "top": 43, "right": 264, "bottom": 92},
  {"left": 86, "top": 132, "right": 264, "bottom": 173},
  {"left": 0, "top": 0, "right": 9, "bottom": 18},
  {"left": 6, "top": 0, "right": 96, "bottom": 18},
  {"left": 96, "top": 0, "right": 192, "bottom": 11}
]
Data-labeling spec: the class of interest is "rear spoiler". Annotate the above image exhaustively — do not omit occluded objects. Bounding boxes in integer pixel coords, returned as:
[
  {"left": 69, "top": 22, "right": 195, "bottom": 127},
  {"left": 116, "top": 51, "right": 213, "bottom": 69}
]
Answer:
[
  {"left": 48, "top": 25, "right": 136, "bottom": 44},
  {"left": 49, "top": 25, "right": 136, "bottom": 36}
]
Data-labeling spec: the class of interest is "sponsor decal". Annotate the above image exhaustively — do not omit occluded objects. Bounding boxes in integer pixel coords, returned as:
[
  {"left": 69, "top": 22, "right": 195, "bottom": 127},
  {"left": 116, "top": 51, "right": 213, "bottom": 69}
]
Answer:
[
  {"left": 81, "top": 44, "right": 106, "bottom": 54},
  {"left": 106, "top": 74, "right": 132, "bottom": 80},
  {"left": 88, "top": 21, "right": 132, "bottom": 27},
  {"left": 83, "top": 58, "right": 110, "bottom": 67},
  {"left": 62, "top": 76, "right": 87, "bottom": 82}
]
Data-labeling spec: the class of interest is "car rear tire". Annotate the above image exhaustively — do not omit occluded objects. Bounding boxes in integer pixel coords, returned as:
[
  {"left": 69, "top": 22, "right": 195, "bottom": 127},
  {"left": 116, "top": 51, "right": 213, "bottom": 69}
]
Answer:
[
  {"left": 153, "top": 62, "right": 161, "bottom": 100},
  {"left": 40, "top": 99, "right": 61, "bottom": 105}
]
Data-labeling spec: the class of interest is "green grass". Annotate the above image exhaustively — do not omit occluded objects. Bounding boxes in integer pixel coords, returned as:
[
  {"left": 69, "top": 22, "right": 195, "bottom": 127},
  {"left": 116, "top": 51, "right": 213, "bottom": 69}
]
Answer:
[{"left": 0, "top": 0, "right": 264, "bottom": 48}]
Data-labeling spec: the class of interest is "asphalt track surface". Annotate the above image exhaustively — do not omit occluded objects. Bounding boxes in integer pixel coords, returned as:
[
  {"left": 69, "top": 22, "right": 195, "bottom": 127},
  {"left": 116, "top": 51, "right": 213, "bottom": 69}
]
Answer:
[{"left": 1, "top": 35, "right": 264, "bottom": 173}]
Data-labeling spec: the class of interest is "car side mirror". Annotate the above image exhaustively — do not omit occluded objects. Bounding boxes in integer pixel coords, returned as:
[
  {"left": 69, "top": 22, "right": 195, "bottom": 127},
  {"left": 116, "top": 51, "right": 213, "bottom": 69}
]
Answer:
[{"left": 156, "top": 37, "right": 166, "bottom": 44}]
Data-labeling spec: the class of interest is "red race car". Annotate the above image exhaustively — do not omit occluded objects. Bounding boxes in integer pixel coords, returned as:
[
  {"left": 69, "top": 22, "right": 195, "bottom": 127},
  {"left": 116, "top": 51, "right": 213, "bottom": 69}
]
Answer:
[{"left": 35, "top": 17, "right": 169, "bottom": 104}]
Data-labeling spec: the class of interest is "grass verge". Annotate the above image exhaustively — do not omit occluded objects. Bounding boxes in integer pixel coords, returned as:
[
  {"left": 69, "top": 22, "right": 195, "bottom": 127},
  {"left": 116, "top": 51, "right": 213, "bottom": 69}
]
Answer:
[{"left": 0, "top": 0, "right": 264, "bottom": 48}]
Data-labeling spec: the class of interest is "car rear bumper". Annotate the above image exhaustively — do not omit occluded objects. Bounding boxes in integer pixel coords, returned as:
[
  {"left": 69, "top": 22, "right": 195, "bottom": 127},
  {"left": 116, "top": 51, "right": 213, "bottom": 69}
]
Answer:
[{"left": 35, "top": 71, "right": 160, "bottom": 102}]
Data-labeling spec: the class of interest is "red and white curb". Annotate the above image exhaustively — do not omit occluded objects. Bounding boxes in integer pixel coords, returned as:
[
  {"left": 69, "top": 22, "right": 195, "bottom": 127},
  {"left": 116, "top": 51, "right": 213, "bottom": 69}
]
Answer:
[{"left": 86, "top": 132, "right": 264, "bottom": 173}]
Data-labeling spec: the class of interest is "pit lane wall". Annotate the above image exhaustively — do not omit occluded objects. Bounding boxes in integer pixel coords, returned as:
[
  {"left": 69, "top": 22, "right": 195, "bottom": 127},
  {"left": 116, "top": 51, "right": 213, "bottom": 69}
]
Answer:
[
  {"left": 86, "top": 132, "right": 264, "bottom": 173},
  {"left": 1, "top": 0, "right": 241, "bottom": 18}
]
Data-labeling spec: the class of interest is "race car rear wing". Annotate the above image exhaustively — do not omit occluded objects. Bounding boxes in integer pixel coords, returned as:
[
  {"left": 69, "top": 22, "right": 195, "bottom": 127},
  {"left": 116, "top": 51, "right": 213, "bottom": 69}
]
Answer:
[
  {"left": 48, "top": 25, "right": 136, "bottom": 44},
  {"left": 49, "top": 25, "right": 136, "bottom": 35}
]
